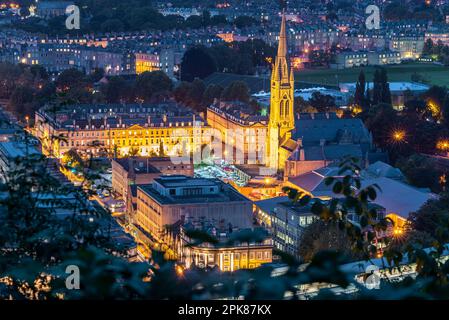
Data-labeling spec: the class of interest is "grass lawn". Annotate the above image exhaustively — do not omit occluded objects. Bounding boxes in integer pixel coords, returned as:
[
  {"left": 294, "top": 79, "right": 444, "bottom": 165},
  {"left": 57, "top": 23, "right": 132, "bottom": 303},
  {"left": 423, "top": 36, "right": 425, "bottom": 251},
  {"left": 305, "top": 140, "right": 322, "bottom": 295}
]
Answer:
[{"left": 295, "top": 63, "right": 449, "bottom": 87}]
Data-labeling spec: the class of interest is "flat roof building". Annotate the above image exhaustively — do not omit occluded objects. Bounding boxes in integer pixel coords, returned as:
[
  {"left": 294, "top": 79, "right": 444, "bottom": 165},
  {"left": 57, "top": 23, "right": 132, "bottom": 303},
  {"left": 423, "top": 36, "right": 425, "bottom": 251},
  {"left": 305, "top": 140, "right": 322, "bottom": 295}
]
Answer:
[
  {"left": 133, "top": 175, "right": 273, "bottom": 269},
  {"left": 112, "top": 156, "right": 194, "bottom": 201}
]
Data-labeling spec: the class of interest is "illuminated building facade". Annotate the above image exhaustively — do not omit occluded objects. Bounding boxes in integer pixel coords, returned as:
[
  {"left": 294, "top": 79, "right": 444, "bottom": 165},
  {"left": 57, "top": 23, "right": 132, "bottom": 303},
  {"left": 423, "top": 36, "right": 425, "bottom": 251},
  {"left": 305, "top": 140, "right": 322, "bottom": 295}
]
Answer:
[
  {"left": 335, "top": 51, "right": 401, "bottom": 69},
  {"left": 135, "top": 49, "right": 174, "bottom": 78},
  {"left": 135, "top": 52, "right": 160, "bottom": 74},
  {"left": 179, "top": 226, "right": 273, "bottom": 271},
  {"left": 389, "top": 35, "right": 424, "bottom": 60},
  {"left": 135, "top": 176, "right": 253, "bottom": 237},
  {"left": 206, "top": 101, "right": 268, "bottom": 165},
  {"left": 33, "top": 103, "right": 210, "bottom": 158},
  {"left": 206, "top": 12, "right": 298, "bottom": 172},
  {"left": 132, "top": 175, "right": 273, "bottom": 270}
]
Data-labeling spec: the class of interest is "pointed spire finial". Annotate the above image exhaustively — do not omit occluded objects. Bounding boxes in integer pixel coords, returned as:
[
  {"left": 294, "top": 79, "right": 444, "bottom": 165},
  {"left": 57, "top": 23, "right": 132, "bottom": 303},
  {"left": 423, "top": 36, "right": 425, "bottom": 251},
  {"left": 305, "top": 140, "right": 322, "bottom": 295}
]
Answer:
[{"left": 277, "top": 10, "right": 287, "bottom": 58}]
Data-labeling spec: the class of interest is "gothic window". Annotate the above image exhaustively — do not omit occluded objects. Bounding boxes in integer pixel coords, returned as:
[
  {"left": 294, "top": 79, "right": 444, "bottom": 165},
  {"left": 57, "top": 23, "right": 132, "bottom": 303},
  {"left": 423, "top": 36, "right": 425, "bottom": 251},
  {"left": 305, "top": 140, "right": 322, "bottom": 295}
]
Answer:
[
  {"left": 285, "top": 100, "right": 289, "bottom": 116},
  {"left": 280, "top": 100, "right": 284, "bottom": 116}
]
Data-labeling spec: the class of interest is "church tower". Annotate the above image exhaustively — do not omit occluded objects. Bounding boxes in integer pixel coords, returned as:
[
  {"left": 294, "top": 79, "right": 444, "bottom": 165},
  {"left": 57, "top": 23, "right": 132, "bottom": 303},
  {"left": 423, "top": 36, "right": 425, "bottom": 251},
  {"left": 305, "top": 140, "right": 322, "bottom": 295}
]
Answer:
[{"left": 267, "top": 11, "right": 295, "bottom": 170}]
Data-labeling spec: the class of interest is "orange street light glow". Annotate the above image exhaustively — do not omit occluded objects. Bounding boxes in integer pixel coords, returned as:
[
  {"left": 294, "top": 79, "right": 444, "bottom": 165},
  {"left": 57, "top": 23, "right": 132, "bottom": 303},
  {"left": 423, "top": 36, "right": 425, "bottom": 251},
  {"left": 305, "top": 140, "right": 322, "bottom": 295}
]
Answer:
[
  {"left": 427, "top": 99, "right": 441, "bottom": 117},
  {"left": 175, "top": 265, "right": 184, "bottom": 277},
  {"left": 392, "top": 130, "right": 406, "bottom": 142},
  {"left": 437, "top": 139, "right": 449, "bottom": 151}
]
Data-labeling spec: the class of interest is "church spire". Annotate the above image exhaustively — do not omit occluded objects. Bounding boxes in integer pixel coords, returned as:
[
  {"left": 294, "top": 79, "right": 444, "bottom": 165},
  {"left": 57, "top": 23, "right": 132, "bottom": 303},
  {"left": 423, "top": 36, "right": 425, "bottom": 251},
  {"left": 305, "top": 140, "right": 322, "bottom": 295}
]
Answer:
[
  {"left": 277, "top": 10, "right": 287, "bottom": 59},
  {"left": 267, "top": 10, "right": 295, "bottom": 171},
  {"left": 272, "top": 10, "right": 290, "bottom": 83}
]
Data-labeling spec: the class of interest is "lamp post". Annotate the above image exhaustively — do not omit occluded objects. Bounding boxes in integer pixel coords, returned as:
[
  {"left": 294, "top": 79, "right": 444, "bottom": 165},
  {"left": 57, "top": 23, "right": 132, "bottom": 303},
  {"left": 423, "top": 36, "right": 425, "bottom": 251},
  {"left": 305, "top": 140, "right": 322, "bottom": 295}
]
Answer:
[{"left": 391, "top": 129, "right": 406, "bottom": 143}]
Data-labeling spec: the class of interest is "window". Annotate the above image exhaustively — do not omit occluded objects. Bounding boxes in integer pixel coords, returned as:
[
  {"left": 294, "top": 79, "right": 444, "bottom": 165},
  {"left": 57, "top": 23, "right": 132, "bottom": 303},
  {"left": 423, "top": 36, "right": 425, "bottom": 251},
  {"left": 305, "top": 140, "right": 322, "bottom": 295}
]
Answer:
[
  {"left": 182, "top": 188, "right": 202, "bottom": 196},
  {"left": 169, "top": 189, "right": 176, "bottom": 195}
]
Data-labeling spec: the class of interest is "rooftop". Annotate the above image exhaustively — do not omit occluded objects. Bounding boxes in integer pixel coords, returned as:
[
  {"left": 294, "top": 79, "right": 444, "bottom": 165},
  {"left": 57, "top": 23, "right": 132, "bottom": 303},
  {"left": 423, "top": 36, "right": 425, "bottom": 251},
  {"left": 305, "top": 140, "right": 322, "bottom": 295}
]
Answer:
[
  {"left": 154, "top": 175, "right": 218, "bottom": 188},
  {"left": 0, "top": 141, "right": 41, "bottom": 159},
  {"left": 292, "top": 113, "right": 372, "bottom": 146},
  {"left": 138, "top": 176, "right": 250, "bottom": 205},
  {"left": 113, "top": 157, "right": 174, "bottom": 174},
  {"left": 38, "top": 103, "right": 205, "bottom": 130},
  {"left": 287, "top": 162, "right": 436, "bottom": 219},
  {"left": 208, "top": 100, "right": 268, "bottom": 126}
]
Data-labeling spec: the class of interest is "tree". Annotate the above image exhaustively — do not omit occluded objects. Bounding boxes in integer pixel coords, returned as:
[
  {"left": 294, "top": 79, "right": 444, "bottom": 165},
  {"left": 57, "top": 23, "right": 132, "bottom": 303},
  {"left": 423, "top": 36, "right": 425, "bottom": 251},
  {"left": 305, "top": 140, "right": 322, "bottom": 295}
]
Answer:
[
  {"left": 372, "top": 68, "right": 391, "bottom": 105},
  {"left": 396, "top": 154, "right": 443, "bottom": 192},
  {"left": 404, "top": 98, "right": 428, "bottom": 119},
  {"left": 56, "top": 68, "right": 86, "bottom": 91},
  {"left": 187, "top": 79, "right": 206, "bottom": 110},
  {"left": 199, "top": 40, "right": 276, "bottom": 76},
  {"left": 0, "top": 63, "right": 22, "bottom": 98},
  {"left": 221, "top": 81, "right": 250, "bottom": 103},
  {"left": 383, "top": 3, "right": 410, "bottom": 21},
  {"left": 88, "top": 68, "right": 105, "bottom": 83},
  {"left": 101, "top": 19, "right": 125, "bottom": 32},
  {"left": 408, "top": 119, "right": 447, "bottom": 155},
  {"left": 443, "top": 94, "right": 449, "bottom": 130},
  {"left": 236, "top": 39, "right": 276, "bottom": 69},
  {"left": 380, "top": 68, "right": 392, "bottom": 105},
  {"left": 173, "top": 81, "right": 193, "bottom": 104},
  {"left": 101, "top": 76, "right": 132, "bottom": 103},
  {"left": 62, "top": 148, "right": 84, "bottom": 171},
  {"left": 422, "top": 39, "right": 434, "bottom": 56},
  {"left": 233, "top": 16, "right": 257, "bottom": 29},
  {"left": 159, "top": 141, "right": 165, "bottom": 157},
  {"left": 372, "top": 69, "right": 382, "bottom": 105},
  {"left": 202, "top": 84, "right": 223, "bottom": 107},
  {"left": 298, "top": 220, "right": 356, "bottom": 262},
  {"left": 354, "top": 71, "right": 366, "bottom": 110},
  {"left": 128, "top": 147, "right": 139, "bottom": 157},
  {"left": 210, "top": 14, "right": 227, "bottom": 26},
  {"left": 309, "top": 92, "right": 337, "bottom": 113},
  {"left": 389, "top": 230, "right": 436, "bottom": 253},
  {"left": 173, "top": 79, "right": 207, "bottom": 111},
  {"left": 235, "top": 53, "right": 255, "bottom": 75},
  {"left": 308, "top": 50, "right": 335, "bottom": 67},
  {"left": 294, "top": 96, "right": 314, "bottom": 114},
  {"left": 36, "top": 82, "right": 57, "bottom": 105},
  {"left": 124, "top": 7, "right": 161, "bottom": 30},
  {"left": 134, "top": 71, "right": 173, "bottom": 102},
  {"left": 207, "top": 45, "right": 235, "bottom": 73},
  {"left": 422, "top": 85, "right": 447, "bottom": 120},
  {"left": 29, "top": 64, "right": 49, "bottom": 81},
  {"left": 180, "top": 46, "right": 216, "bottom": 81},
  {"left": 0, "top": 133, "right": 131, "bottom": 299},
  {"left": 408, "top": 192, "right": 449, "bottom": 239},
  {"left": 363, "top": 103, "right": 401, "bottom": 158},
  {"left": 8, "top": 86, "right": 36, "bottom": 118}
]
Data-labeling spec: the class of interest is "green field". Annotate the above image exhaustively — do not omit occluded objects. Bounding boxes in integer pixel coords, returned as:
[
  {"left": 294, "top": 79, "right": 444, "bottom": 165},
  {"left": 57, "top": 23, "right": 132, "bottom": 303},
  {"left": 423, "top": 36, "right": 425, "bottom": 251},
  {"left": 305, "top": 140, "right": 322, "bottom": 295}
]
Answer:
[{"left": 295, "top": 63, "right": 449, "bottom": 87}]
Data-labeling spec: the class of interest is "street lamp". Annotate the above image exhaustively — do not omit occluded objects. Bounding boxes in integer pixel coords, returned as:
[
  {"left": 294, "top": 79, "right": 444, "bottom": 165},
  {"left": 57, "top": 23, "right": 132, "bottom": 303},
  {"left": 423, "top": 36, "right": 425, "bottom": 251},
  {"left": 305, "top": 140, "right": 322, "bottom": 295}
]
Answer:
[
  {"left": 391, "top": 129, "right": 406, "bottom": 143},
  {"left": 437, "top": 139, "right": 449, "bottom": 151},
  {"left": 25, "top": 115, "right": 30, "bottom": 130}
]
